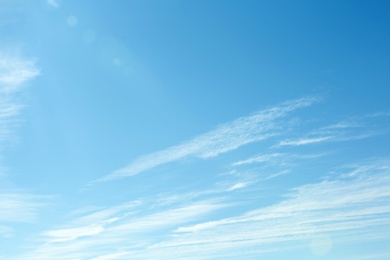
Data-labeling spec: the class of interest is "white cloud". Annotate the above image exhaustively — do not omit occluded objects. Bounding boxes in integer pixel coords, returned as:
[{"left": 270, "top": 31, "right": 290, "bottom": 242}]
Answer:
[
  {"left": 227, "top": 182, "right": 248, "bottom": 191},
  {"left": 15, "top": 159, "right": 390, "bottom": 259},
  {"left": 94, "top": 96, "right": 320, "bottom": 182},
  {"left": 0, "top": 54, "right": 39, "bottom": 92},
  {"left": 154, "top": 159, "right": 390, "bottom": 257},
  {"left": 277, "top": 136, "right": 333, "bottom": 146},
  {"left": 16, "top": 200, "right": 225, "bottom": 259},
  {"left": 107, "top": 201, "right": 225, "bottom": 234},
  {"left": 232, "top": 153, "right": 283, "bottom": 166},
  {"left": 0, "top": 54, "right": 39, "bottom": 144},
  {"left": 44, "top": 225, "right": 104, "bottom": 242},
  {"left": 0, "top": 193, "right": 46, "bottom": 222},
  {"left": 66, "top": 201, "right": 142, "bottom": 226},
  {"left": 275, "top": 114, "right": 390, "bottom": 148},
  {"left": 0, "top": 53, "right": 45, "bottom": 249}
]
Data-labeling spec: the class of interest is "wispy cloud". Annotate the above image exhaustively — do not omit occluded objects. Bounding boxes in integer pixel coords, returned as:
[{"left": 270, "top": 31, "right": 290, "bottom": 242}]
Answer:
[
  {"left": 0, "top": 54, "right": 39, "bottom": 91},
  {"left": 229, "top": 152, "right": 327, "bottom": 187},
  {"left": 4, "top": 89, "right": 388, "bottom": 259},
  {"left": 0, "top": 54, "right": 39, "bottom": 145},
  {"left": 227, "top": 182, "right": 248, "bottom": 191},
  {"left": 0, "top": 53, "right": 41, "bottom": 225},
  {"left": 16, "top": 200, "right": 225, "bottom": 259},
  {"left": 277, "top": 136, "right": 333, "bottom": 146},
  {"left": 66, "top": 201, "right": 142, "bottom": 226},
  {"left": 94, "top": 97, "right": 320, "bottom": 183},
  {"left": 179, "top": 160, "right": 390, "bottom": 229},
  {"left": 232, "top": 153, "right": 283, "bottom": 166},
  {"left": 135, "top": 159, "right": 390, "bottom": 258},
  {"left": 274, "top": 115, "right": 389, "bottom": 148},
  {"left": 40, "top": 201, "right": 142, "bottom": 243},
  {"left": 14, "top": 158, "right": 390, "bottom": 259},
  {"left": 0, "top": 193, "right": 46, "bottom": 223},
  {"left": 0, "top": 53, "right": 46, "bottom": 255},
  {"left": 44, "top": 225, "right": 105, "bottom": 242}
]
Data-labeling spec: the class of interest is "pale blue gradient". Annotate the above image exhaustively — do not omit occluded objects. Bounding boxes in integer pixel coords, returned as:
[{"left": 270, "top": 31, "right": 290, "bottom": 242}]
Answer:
[{"left": 0, "top": 0, "right": 389, "bottom": 259}]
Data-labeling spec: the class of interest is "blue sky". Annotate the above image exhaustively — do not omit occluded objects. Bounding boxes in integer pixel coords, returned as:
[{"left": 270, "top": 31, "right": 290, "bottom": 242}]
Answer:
[{"left": 1, "top": 0, "right": 390, "bottom": 259}]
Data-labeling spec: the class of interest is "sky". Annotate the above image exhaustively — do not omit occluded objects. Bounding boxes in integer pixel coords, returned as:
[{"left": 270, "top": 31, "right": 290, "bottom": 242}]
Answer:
[{"left": 0, "top": 0, "right": 390, "bottom": 259}]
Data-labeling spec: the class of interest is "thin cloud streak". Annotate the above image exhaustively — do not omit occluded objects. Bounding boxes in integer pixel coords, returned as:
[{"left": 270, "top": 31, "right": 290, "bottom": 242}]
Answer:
[
  {"left": 232, "top": 153, "right": 283, "bottom": 166},
  {"left": 125, "top": 159, "right": 390, "bottom": 258},
  {"left": 0, "top": 193, "right": 46, "bottom": 223},
  {"left": 274, "top": 114, "right": 390, "bottom": 148},
  {"left": 16, "top": 200, "right": 225, "bottom": 259},
  {"left": 0, "top": 53, "right": 47, "bottom": 259},
  {"left": 15, "top": 159, "right": 390, "bottom": 259},
  {"left": 44, "top": 225, "right": 105, "bottom": 242},
  {"left": 0, "top": 55, "right": 39, "bottom": 91},
  {"left": 94, "top": 97, "right": 320, "bottom": 183},
  {"left": 0, "top": 54, "right": 39, "bottom": 144},
  {"left": 176, "top": 160, "right": 390, "bottom": 233},
  {"left": 277, "top": 136, "right": 333, "bottom": 146},
  {"left": 0, "top": 54, "right": 42, "bottom": 225}
]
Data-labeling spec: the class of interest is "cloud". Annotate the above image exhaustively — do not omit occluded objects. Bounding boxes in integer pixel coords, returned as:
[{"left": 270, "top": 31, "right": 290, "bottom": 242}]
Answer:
[
  {"left": 0, "top": 54, "right": 39, "bottom": 144},
  {"left": 277, "top": 136, "right": 333, "bottom": 146},
  {"left": 15, "top": 158, "right": 390, "bottom": 259},
  {"left": 0, "top": 53, "right": 46, "bottom": 254},
  {"left": 16, "top": 200, "right": 225, "bottom": 259},
  {"left": 0, "top": 54, "right": 39, "bottom": 91},
  {"left": 108, "top": 201, "right": 225, "bottom": 234},
  {"left": 109, "top": 159, "right": 388, "bottom": 259},
  {"left": 4, "top": 88, "right": 388, "bottom": 259},
  {"left": 94, "top": 96, "right": 320, "bottom": 183},
  {"left": 232, "top": 152, "right": 326, "bottom": 167},
  {"left": 0, "top": 193, "right": 46, "bottom": 223},
  {"left": 37, "top": 201, "right": 143, "bottom": 243},
  {"left": 274, "top": 115, "right": 389, "bottom": 148},
  {"left": 44, "top": 225, "right": 105, "bottom": 242},
  {"left": 66, "top": 201, "right": 142, "bottom": 227},
  {"left": 175, "top": 159, "right": 390, "bottom": 235},
  {"left": 232, "top": 153, "right": 283, "bottom": 166},
  {"left": 227, "top": 182, "right": 248, "bottom": 191}
]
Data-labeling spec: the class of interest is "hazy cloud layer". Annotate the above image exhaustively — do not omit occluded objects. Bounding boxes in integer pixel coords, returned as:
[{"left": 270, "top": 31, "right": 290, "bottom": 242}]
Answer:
[{"left": 15, "top": 158, "right": 390, "bottom": 259}]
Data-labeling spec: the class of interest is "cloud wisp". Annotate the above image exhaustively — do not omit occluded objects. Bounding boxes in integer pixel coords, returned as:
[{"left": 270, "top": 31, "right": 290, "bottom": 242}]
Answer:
[
  {"left": 13, "top": 157, "right": 390, "bottom": 259},
  {"left": 274, "top": 114, "right": 390, "bottom": 148},
  {"left": 24, "top": 158, "right": 389, "bottom": 259},
  {"left": 0, "top": 193, "right": 47, "bottom": 223},
  {"left": 0, "top": 54, "right": 39, "bottom": 145},
  {"left": 94, "top": 97, "right": 320, "bottom": 183},
  {"left": 124, "top": 159, "right": 390, "bottom": 259},
  {"left": 0, "top": 192, "right": 49, "bottom": 243},
  {"left": 16, "top": 200, "right": 226, "bottom": 259},
  {"left": 0, "top": 53, "right": 43, "bottom": 243}
]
